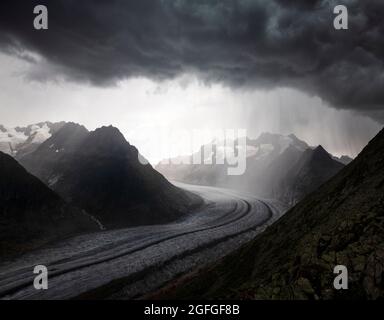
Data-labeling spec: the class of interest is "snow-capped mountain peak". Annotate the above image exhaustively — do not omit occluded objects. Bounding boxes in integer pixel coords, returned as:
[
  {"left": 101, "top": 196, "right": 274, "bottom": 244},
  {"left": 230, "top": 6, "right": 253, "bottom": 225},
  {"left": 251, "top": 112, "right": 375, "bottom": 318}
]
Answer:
[
  {"left": 0, "top": 121, "right": 66, "bottom": 157},
  {"left": 247, "top": 132, "right": 309, "bottom": 158}
]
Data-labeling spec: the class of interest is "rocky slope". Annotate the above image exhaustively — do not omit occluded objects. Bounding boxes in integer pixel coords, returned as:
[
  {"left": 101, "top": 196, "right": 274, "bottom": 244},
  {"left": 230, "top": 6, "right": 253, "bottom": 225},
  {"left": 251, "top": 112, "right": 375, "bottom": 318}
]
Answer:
[
  {"left": 159, "top": 128, "right": 384, "bottom": 300},
  {"left": 275, "top": 146, "right": 345, "bottom": 205},
  {"left": 0, "top": 152, "right": 97, "bottom": 259},
  {"left": 20, "top": 123, "right": 201, "bottom": 228}
]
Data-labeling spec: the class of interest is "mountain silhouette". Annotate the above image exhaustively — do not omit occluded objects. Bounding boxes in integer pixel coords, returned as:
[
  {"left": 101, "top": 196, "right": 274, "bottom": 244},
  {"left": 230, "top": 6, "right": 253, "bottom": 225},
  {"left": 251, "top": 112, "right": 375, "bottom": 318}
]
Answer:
[
  {"left": 20, "top": 124, "right": 201, "bottom": 228},
  {"left": 276, "top": 145, "right": 345, "bottom": 205}
]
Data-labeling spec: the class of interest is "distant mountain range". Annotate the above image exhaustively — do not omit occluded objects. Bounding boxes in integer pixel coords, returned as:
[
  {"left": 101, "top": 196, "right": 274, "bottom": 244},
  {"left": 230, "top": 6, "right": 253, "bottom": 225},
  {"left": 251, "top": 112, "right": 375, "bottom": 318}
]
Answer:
[
  {"left": 0, "top": 122, "right": 66, "bottom": 158},
  {"left": 156, "top": 133, "right": 351, "bottom": 206},
  {"left": 159, "top": 128, "right": 384, "bottom": 300},
  {"left": 333, "top": 154, "right": 354, "bottom": 165},
  {"left": 19, "top": 123, "right": 201, "bottom": 229}
]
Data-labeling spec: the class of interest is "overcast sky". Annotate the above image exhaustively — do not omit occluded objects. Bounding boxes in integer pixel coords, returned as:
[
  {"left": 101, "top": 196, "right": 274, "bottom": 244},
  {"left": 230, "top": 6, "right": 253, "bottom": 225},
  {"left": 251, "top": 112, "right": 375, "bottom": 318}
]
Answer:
[{"left": 0, "top": 0, "right": 383, "bottom": 163}]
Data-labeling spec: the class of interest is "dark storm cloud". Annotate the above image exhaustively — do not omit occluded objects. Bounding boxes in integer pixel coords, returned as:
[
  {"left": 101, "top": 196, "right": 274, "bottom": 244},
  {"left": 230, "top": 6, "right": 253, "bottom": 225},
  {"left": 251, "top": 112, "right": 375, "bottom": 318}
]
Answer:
[{"left": 0, "top": 0, "right": 383, "bottom": 121}]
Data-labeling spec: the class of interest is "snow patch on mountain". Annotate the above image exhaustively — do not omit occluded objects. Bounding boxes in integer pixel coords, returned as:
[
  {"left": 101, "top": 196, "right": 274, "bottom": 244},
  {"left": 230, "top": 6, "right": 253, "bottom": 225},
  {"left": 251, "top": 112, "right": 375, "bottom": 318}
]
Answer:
[
  {"left": 0, "top": 126, "right": 28, "bottom": 155},
  {"left": 29, "top": 123, "right": 52, "bottom": 144},
  {"left": 0, "top": 122, "right": 66, "bottom": 157},
  {"left": 48, "top": 174, "right": 63, "bottom": 187}
]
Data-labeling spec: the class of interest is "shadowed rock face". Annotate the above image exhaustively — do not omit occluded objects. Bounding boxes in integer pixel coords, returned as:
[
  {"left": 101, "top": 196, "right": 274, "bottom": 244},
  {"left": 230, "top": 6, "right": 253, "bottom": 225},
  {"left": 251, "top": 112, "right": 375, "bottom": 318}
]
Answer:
[
  {"left": 275, "top": 145, "right": 345, "bottom": 206},
  {"left": 20, "top": 124, "right": 201, "bottom": 229},
  {"left": 0, "top": 151, "right": 97, "bottom": 258},
  {"left": 161, "top": 128, "right": 384, "bottom": 300}
]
